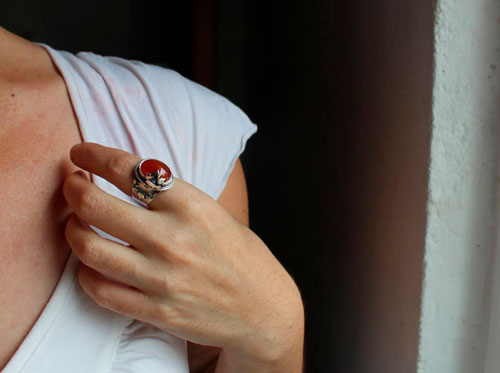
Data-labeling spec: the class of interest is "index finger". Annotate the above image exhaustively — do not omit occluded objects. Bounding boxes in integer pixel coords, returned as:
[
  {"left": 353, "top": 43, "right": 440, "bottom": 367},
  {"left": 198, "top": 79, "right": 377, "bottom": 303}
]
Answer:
[{"left": 69, "top": 142, "right": 196, "bottom": 211}]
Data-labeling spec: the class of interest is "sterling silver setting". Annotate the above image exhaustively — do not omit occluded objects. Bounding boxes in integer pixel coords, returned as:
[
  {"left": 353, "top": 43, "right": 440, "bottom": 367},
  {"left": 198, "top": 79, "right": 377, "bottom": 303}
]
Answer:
[{"left": 132, "top": 159, "right": 174, "bottom": 206}]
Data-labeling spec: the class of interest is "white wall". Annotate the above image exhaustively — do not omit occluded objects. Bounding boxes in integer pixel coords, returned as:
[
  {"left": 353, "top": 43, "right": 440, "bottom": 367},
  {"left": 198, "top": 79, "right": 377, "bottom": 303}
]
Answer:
[{"left": 418, "top": 0, "right": 500, "bottom": 372}]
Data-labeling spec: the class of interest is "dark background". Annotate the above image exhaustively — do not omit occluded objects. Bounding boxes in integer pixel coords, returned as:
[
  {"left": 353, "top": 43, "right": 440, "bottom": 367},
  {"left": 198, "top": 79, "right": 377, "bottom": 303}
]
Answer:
[{"left": 1, "top": 1, "right": 435, "bottom": 371}]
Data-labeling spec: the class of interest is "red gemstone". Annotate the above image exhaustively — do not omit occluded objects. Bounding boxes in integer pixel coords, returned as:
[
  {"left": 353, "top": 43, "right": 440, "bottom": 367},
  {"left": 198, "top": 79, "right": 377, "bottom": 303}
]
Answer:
[{"left": 139, "top": 159, "right": 171, "bottom": 181}]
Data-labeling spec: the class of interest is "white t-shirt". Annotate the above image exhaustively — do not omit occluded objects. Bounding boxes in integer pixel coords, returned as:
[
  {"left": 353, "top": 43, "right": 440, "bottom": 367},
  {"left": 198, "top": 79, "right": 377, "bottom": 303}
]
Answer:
[{"left": 3, "top": 44, "right": 257, "bottom": 373}]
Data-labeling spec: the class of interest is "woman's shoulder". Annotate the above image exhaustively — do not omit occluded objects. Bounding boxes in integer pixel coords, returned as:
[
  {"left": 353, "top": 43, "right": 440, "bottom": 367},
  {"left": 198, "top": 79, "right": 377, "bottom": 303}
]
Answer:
[{"left": 47, "top": 46, "right": 258, "bottom": 200}]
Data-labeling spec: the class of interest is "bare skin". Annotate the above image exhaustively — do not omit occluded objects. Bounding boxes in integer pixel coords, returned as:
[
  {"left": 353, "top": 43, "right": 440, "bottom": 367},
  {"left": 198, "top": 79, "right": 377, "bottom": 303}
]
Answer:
[
  {"left": 0, "top": 27, "right": 82, "bottom": 368},
  {"left": 0, "top": 27, "right": 304, "bottom": 372}
]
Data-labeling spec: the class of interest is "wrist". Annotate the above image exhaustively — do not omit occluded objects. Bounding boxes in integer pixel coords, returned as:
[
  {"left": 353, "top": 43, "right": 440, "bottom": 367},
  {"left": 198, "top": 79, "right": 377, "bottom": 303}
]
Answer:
[
  {"left": 218, "top": 327, "right": 304, "bottom": 373},
  {"left": 219, "top": 283, "right": 305, "bottom": 372}
]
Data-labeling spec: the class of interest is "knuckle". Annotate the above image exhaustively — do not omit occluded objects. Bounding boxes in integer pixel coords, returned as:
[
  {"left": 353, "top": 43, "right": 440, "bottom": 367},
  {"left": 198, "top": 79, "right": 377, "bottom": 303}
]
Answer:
[
  {"left": 148, "top": 268, "right": 172, "bottom": 295},
  {"left": 140, "top": 295, "right": 160, "bottom": 320},
  {"left": 149, "top": 301, "right": 163, "bottom": 320},
  {"left": 92, "top": 283, "right": 111, "bottom": 308},
  {"left": 76, "top": 190, "right": 99, "bottom": 218},
  {"left": 148, "top": 240, "right": 170, "bottom": 261},
  {"left": 182, "top": 197, "right": 213, "bottom": 229},
  {"left": 151, "top": 302, "right": 179, "bottom": 328},
  {"left": 169, "top": 230, "right": 187, "bottom": 251},
  {"left": 78, "top": 237, "right": 101, "bottom": 267},
  {"left": 149, "top": 303, "right": 165, "bottom": 324},
  {"left": 114, "top": 254, "right": 132, "bottom": 275},
  {"left": 107, "top": 155, "right": 133, "bottom": 178},
  {"left": 113, "top": 295, "right": 138, "bottom": 316},
  {"left": 184, "top": 196, "right": 203, "bottom": 216}
]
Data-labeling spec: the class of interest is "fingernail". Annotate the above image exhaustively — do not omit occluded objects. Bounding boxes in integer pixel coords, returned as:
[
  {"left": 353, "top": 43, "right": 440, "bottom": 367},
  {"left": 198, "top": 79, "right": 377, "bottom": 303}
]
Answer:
[
  {"left": 76, "top": 170, "right": 88, "bottom": 180},
  {"left": 77, "top": 217, "right": 90, "bottom": 230}
]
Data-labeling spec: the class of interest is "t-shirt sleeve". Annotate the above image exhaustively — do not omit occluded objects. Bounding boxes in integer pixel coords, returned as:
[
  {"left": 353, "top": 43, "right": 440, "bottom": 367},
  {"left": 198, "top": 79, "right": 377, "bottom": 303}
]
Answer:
[
  {"left": 171, "top": 74, "right": 258, "bottom": 200},
  {"left": 96, "top": 56, "right": 258, "bottom": 201}
]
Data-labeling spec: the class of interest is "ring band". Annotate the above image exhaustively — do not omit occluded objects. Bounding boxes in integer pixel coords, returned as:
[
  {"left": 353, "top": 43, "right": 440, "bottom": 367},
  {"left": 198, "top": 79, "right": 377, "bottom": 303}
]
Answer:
[{"left": 132, "top": 159, "right": 174, "bottom": 206}]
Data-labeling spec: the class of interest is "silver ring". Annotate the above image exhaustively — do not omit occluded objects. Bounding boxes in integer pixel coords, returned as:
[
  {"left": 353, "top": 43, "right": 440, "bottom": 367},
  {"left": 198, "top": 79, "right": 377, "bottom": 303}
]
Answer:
[{"left": 132, "top": 159, "right": 174, "bottom": 206}]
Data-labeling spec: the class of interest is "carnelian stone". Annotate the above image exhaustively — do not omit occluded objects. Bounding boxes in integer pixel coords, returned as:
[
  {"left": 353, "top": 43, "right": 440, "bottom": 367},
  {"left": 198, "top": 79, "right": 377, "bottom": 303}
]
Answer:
[{"left": 139, "top": 159, "right": 171, "bottom": 181}]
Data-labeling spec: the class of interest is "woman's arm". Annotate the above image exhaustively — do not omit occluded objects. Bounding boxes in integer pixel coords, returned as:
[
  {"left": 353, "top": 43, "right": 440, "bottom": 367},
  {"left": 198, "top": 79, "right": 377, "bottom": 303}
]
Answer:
[{"left": 216, "top": 158, "right": 250, "bottom": 227}]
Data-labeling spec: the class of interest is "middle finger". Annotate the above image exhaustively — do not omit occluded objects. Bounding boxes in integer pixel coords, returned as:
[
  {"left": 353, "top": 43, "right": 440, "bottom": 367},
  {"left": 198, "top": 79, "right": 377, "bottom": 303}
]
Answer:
[
  {"left": 65, "top": 213, "right": 154, "bottom": 292},
  {"left": 63, "top": 171, "right": 165, "bottom": 252}
]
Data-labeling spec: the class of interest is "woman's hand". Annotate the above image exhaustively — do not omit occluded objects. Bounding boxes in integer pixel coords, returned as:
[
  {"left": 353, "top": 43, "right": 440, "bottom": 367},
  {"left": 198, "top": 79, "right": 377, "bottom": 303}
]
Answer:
[{"left": 63, "top": 143, "right": 304, "bottom": 372}]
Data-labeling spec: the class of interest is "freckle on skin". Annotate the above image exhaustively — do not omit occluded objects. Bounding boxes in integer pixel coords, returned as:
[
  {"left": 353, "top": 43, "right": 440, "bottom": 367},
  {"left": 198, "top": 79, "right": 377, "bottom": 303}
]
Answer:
[{"left": 11, "top": 93, "right": 15, "bottom": 97}]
